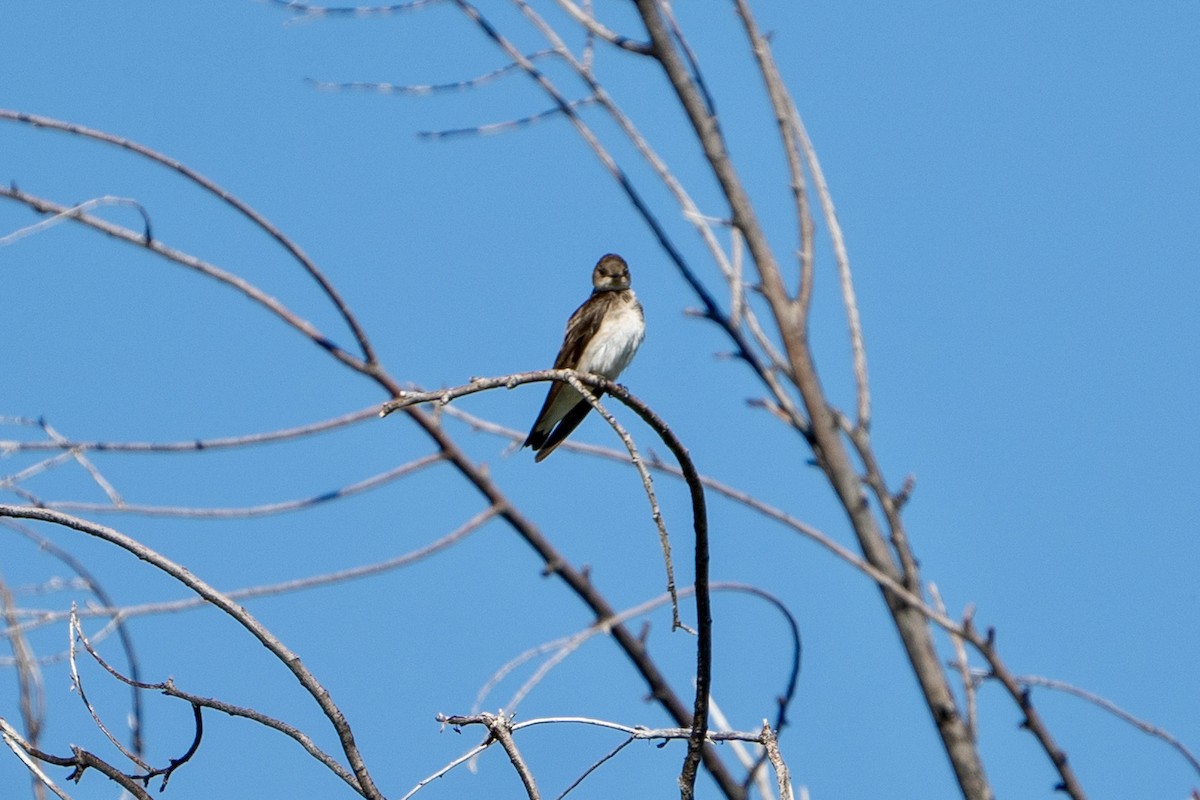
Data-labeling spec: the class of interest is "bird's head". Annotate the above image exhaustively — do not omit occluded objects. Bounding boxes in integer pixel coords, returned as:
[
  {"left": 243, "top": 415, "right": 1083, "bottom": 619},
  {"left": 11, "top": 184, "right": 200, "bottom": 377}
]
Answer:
[{"left": 591, "top": 253, "right": 631, "bottom": 292}]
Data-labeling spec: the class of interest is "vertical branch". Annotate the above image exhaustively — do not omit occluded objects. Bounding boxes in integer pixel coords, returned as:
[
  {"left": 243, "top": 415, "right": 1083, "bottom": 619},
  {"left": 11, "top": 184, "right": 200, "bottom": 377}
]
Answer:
[
  {"left": 792, "top": 115, "right": 869, "bottom": 428},
  {"left": 0, "top": 574, "right": 46, "bottom": 797},
  {"left": 729, "top": 0, "right": 866, "bottom": 427},
  {"left": 760, "top": 722, "right": 793, "bottom": 800}
]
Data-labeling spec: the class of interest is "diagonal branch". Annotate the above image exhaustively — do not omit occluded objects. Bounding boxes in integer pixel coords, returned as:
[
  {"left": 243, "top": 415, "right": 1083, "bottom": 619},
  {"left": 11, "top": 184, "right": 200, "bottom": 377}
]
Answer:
[{"left": 0, "top": 108, "right": 379, "bottom": 367}]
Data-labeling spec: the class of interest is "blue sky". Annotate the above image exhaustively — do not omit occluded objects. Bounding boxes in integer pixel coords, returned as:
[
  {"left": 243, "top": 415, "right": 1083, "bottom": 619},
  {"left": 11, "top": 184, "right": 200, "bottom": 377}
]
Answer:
[{"left": 2, "top": 2, "right": 1198, "bottom": 799}]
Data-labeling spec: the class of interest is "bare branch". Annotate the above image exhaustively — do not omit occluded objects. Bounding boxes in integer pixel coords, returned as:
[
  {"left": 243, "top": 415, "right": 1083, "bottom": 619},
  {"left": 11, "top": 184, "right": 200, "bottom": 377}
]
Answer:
[
  {"left": 549, "top": 0, "right": 652, "bottom": 54},
  {"left": 0, "top": 575, "right": 44, "bottom": 759},
  {"left": 269, "top": 0, "right": 441, "bottom": 17},
  {"left": 70, "top": 610, "right": 360, "bottom": 790},
  {"left": 306, "top": 51, "right": 558, "bottom": 95},
  {"left": 0, "top": 719, "right": 153, "bottom": 800},
  {"left": 0, "top": 108, "right": 379, "bottom": 366},
  {"left": 418, "top": 97, "right": 598, "bottom": 139},
  {"left": 39, "top": 454, "right": 442, "bottom": 518},
  {"left": 962, "top": 620, "right": 1086, "bottom": 799},
  {"left": 1003, "top": 673, "right": 1200, "bottom": 779},
  {"left": 0, "top": 719, "right": 74, "bottom": 800},
  {"left": 759, "top": 721, "right": 793, "bottom": 800},
  {"left": 491, "top": 714, "right": 541, "bottom": 800},
  {"left": 0, "top": 195, "right": 151, "bottom": 246},
  {"left": 553, "top": 736, "right": 635, "bottom": 800},
  {"left": 3, "top": 519, "right": 147, "bottom": 755},
  {"left": 0, "top": 505, "right": 383, "bottom": 799},
  {"left": 626, "top": 1, "right": 993, "bottom": 794},
  {"left": 384, "top": 367, "right": 714, "bottom": 799},
  {"left": 67, "top": 611, "right": 151, "bottom": 773},
  {"left": 0, "top": 405, "right": 379, "bottom": 454},
  {"left": 562, "top": 374, "right": 685, "bottom": 632},
  {"left": 442, "top": 712, "right": 775, "bottom": 742},
  {"left": 5, "top": 505, "right": 501, "bottom": 644},
  {"left": 930, "top": 584, "right": 977, "bottom": 741},
  {"left": 0, "top": 182, "right": 370, "bottom": 372}
]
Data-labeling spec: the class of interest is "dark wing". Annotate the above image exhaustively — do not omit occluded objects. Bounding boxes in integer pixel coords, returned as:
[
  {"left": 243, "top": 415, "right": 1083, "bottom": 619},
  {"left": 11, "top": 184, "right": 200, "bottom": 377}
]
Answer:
[
  {"left": 532, "top": 389, "right": 605, "bottom": 462},
  {"left": 523, "top": 294, "right": 611, "bottom": 452}
]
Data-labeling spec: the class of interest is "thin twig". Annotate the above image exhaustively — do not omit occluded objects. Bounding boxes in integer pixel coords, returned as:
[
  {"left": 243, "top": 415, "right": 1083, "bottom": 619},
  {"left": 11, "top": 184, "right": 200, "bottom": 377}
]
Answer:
[
  {"left": 0, "top": 109, "right": 379, "bottom": 366},
  {"left": 0, "top": 719, "right": 74, "bottom": 800},
  {"left": 270, "top": 0, "right": 441, "bottom": 17},
  {"left": 39, "top": 454, "right": 442, "bottom": 518},
  {"left": 0, "top": 195, "right": 151, "bottom": 246},
  {"left": 5, "top": 506, "right": 500, "bottom": 648},
  {"left": 70, "top": 610, "right": 360, "bottom": 790},
  {"left": 37, "top": 419, "right": 124, "bottom": 506},
  {"left": 400, "top": 737, "right": 492, "bottom": 800},
  {"left": 67, "top": 609, "right": 150, "bottom": 772},
  {"left": 554, "top": 736, "right": 635, "bottom": 800},
  {"left": 730, "top": 7, "right": 870, "bottom": 427},
  {"left": 0, "top": 505, "right": 383, "bottom": 799},
  {"left": 306, "top": 51, "right": 556, "bottom": 95},
  {"left": 3, "top": 520, "right": 146, "bottom": 754},
  {"left": 962, "top": 619, "right": 1086, "bottom": 798},
  {"left": 549, "top": 0, "right": 652, "bottom": 54},
  {"left": 930, "top": 583, "right": 977, "bottom": 741},
  {"left": 1006, "top": 673, "right": 1200, "bottom": 778},
  {"left": 0, "top": 182, "right": 369, "bottom": 372},
  {"left": 418, "top": 97, "right": 598, "bottom": 139},
  {"left": 71, "top": 610, "right": 207, "bottom": 791},
  {"left": 0, "top": 405, "right": 379, "bottom": 454},
  {"left": 0, "top": 576, "right": 44, "bottom": 758},
  {"left": 562, "top": 373, "right": 686, "bottom": 632}
]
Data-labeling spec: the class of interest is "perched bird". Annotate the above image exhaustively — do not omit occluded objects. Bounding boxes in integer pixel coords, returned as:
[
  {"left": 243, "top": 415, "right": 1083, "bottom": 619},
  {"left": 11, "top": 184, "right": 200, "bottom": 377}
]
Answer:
[{"left": 523, "top": 253, "right": 645, "bottom": 462}]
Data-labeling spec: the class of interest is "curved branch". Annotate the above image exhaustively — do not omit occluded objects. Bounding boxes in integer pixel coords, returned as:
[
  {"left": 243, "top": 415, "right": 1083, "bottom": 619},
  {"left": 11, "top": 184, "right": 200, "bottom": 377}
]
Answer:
[
  {"left": 0, "top": 109, "right": 378, "bottom": 367},
  {"left": 4, "top": 520, "right": 146, "bottom": 755},
  {"left": 0, "top": 505, "right": 383, "bottom": 800},
  {"left": 0, "top": 183, "right": 369, "bottom": 372},
  {"left": 383, "top": 368, "right": 713, "bottom": 800},
  {"left": 1008, "top": 674, "right": 1200, "bottom": 778}
]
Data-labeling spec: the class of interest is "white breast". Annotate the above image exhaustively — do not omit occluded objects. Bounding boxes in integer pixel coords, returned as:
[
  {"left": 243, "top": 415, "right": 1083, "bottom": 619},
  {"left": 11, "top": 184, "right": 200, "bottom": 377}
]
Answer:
[{"left": 577, "top": 294, "right": 645, "bottom": 380}]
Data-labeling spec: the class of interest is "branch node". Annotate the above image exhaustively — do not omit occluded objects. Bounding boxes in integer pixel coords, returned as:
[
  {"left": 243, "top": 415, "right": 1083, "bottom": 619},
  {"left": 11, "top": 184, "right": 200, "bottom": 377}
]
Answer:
[{"left": 893, "top": 473, "right": 917, "bottom": 508}]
